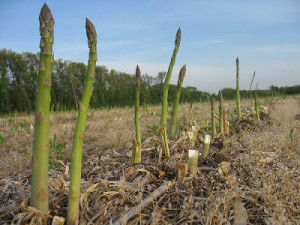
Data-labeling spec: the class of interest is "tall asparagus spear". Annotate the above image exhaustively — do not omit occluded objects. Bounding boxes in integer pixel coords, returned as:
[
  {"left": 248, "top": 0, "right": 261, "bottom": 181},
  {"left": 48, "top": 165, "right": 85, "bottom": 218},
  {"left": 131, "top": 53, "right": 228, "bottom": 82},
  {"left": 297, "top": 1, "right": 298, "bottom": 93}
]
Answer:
[
  {"left": 67, "top": 18, "right": 97, "bottom": 225},
  {"left": 160, "top": 28, "right": 181, "bottom": 159},
  {"left": 210, "top": 97, "right": 216, "bottom": 139},
  {"left": 254, "top": 91, "right": 260, "bottom": 120},
  {"left": 218, "top": 90, "right": 224, "bottom": 136},
  {"left": 31, "top": 3, "right": 54, "bottom": 212},
  {"left": 132, "top": 65, "right": 141, "bottom": 164},
  {"left": 236, "top": 57, "right": 241, "bottom": 120},
  {"left": 169, "top": 65, "right": 186, "bottom": 138},
  {"left": 249, "top": 71, "right": 256, "bottom": 101}
]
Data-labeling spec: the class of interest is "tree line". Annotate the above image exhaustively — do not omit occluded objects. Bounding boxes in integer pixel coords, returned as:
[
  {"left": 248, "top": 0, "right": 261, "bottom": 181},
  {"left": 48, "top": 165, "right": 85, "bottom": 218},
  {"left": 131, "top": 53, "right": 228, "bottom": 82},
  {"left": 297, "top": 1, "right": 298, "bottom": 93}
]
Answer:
[
  {"left": 0, "top": 49, "right": 299, "bottom": 114},
  {"left": 0, "top": 49, "right": 210, "bottom": 113}
]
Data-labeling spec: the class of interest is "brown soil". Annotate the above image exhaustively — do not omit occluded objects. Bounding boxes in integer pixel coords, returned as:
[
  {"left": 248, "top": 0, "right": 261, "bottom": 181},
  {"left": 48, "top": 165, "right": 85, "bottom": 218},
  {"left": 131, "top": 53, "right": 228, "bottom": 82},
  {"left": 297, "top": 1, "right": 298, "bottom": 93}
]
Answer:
[{"left": 0, "top": 97, "right": 299, "bottom": 224}]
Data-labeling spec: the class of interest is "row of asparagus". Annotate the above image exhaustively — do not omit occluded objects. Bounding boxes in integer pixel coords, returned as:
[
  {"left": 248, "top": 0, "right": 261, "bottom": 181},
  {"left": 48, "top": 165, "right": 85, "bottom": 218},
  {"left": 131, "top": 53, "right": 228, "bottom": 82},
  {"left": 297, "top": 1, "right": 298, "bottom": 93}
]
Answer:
[{"left": 30, "top": 3, "right": 260, "bottom": 224}]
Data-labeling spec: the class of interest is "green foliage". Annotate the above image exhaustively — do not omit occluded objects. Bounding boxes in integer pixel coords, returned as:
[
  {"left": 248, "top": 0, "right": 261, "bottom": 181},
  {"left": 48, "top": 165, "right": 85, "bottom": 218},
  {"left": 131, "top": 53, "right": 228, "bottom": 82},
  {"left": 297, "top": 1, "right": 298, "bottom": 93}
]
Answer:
[
  {"left": 145, "top": 124, "right": 160, "bottom": 137},
  {"left": 14, "top": 119, "right": 32, "bottom": 131},
  {"left": 0, "top": 133, "right": 5, "bottom": 146},
  {"left": 49, "top": 134, "right": 67, "bottom": 168},
  {"left": 178, "top": 117, "right": 189, "bottom": 128},
  {"left": 289, "top": 128, "right": 295, "bottom": 140}
]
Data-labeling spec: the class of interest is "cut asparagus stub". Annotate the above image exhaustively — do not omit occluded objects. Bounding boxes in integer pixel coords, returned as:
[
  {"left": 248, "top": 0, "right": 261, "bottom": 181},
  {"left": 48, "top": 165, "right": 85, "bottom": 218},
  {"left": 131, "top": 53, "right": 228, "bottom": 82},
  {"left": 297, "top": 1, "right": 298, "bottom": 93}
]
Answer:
[
  {"left": 187, "top": 149, "right": 199, "bottom": 176},
  {"left": 188, "top": 149, "right": 198, "bottom": 158},
  {"left": 201, "top": 135, "right": 211, "bottom": 159},
  {"left": 192, "top": 125, "right": 197, "bottom": 131},
  {"left": 177, "top": 162, "right": 188, "bottom": 182},
  {"left": 187, "top": 131, "right": 195, "bottom": 140},
  {"left": 204, "top": 134, "right": 211, "bottom": 144}
]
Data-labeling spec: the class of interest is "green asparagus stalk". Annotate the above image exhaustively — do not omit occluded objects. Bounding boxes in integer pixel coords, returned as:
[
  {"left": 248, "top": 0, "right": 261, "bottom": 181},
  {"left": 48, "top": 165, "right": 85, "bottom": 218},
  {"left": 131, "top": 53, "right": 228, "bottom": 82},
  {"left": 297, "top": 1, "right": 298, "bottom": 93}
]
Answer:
[
  {"left": 132, "top": 65, "right": 141, "bottom": 164},
  {"left": 223, "top": 108, "right": 227, "bottom": 135},
  {"left": 249, "top": 71, "right": 256, "bottom": 102},
  {"left": 210, "top": 97, "right": 216, "bottom": 139},
  {"left": 160, "top": 28, "right": 181, "bottom": 159},
  {"left": 254, "top": 91, "right": 260, "bottom": 120},
  {"left": 188, "top": 102, "right": 193, "bottom": 131},
  {"left": 201, "top": 135, "right": 211, "bottom": 159},
  {"left": 236, "top": 57, "right": 241, "bottom": 120},
  {"left": 169, "top": 65, "right": 186, "bottom": 138},
  {"left": 31, "top": 3, "right": 54, "bottom": 212},
  {"left": 218, "top": 90, "right": 224, "bottom": 136},
  {"left": 67, "top": 18, "right": 97, "bottom": 225}
]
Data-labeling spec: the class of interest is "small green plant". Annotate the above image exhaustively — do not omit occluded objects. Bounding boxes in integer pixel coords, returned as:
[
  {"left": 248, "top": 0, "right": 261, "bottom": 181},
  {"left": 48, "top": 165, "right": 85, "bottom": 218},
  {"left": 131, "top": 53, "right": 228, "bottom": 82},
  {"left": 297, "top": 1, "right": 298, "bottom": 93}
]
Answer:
[
  {"left": 14, "top": 119, "right": 31, "bottom": 131},
  {"left": 104, "top": 118, "right": 112, "bottom": 129},
  {"left": 146, "top": 124, "right": 160, "bottom": 137},
  {"left": 0, "top": 133, "right": 5, "bottom": 146},
  {"left": 49, "top": 134, "right": 67, "bottom": 168},
  {"left": 289, "top": 128, "right": 295, "bottom": 139}
]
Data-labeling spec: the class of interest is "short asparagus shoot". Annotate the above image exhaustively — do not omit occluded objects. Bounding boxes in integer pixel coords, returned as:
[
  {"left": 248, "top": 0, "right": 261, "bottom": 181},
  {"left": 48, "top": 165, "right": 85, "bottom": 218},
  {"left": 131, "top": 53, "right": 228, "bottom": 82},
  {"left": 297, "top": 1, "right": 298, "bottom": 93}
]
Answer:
[
  {"left": 177, "top": 162, "right": 188, "bottom": 182},
  {"left": 187, "top": 150, "right": 199, "bottom": 176}
]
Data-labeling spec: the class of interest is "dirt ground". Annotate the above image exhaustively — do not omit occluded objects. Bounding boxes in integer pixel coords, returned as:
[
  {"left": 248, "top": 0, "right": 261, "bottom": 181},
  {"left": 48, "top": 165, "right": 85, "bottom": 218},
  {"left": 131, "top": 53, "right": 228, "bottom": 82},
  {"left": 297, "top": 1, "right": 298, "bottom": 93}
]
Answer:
[{"left": 0, "top": 96, "right": 299, "bottom": 224}]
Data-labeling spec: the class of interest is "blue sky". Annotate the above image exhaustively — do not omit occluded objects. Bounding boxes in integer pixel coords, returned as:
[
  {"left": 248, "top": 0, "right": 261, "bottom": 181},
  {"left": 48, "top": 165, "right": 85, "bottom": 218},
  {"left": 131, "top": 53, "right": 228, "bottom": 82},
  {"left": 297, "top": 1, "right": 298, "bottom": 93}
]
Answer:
[{"left": 0, "top": 0, "right": 299, "bottom": 93}]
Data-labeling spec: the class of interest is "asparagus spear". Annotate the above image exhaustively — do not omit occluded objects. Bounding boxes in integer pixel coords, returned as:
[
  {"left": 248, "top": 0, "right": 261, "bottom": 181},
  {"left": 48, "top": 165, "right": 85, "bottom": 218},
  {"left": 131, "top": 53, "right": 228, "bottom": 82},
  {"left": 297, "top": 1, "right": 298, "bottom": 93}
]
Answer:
[
  {"left": 254, "top": 91, "right": 260, "bottom": 120},
  {"left": 31, "top": 3, "right": 54, "bottom": 212},
  {"left": 132, "top": 65, "right": 142, "bottom": 164},
  {"left": 160, "top": 28, "right": 181, "bottom": 159},
  {"left": 67, "top": 18, "right": 97, "bottom": 225},
  {"left": 210, "top": 97, "right": 216, "bottom": 139},
  {"left": 169, "top": 65, "right": 186, "bottom": 138},
  {"left": 218, "top": 90, "right": 224, "bottom": 136},
  {"left": 236, "top": 57, "right": 241, "bottom": 120}
]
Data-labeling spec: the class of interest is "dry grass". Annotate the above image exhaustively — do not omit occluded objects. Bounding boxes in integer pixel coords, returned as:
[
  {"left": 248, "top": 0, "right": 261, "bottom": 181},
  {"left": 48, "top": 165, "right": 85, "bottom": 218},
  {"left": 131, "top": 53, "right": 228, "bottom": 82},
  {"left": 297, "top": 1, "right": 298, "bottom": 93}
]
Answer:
[{"left": 0, "top": 96, "right": 299, "bottom": 224}]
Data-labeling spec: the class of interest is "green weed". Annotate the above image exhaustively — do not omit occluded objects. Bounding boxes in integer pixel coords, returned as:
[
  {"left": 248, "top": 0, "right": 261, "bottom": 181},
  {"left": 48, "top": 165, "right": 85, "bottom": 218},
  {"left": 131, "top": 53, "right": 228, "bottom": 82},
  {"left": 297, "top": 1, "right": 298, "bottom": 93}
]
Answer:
[
  {"left": 145, "top": 124, "right": 160, "bottom": 137},
  {"left": 49, "top": 134, "right": 68, "bottom": 168},
  {"left": 0, "top": 133, "right": 5, "bottom": 146}
]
